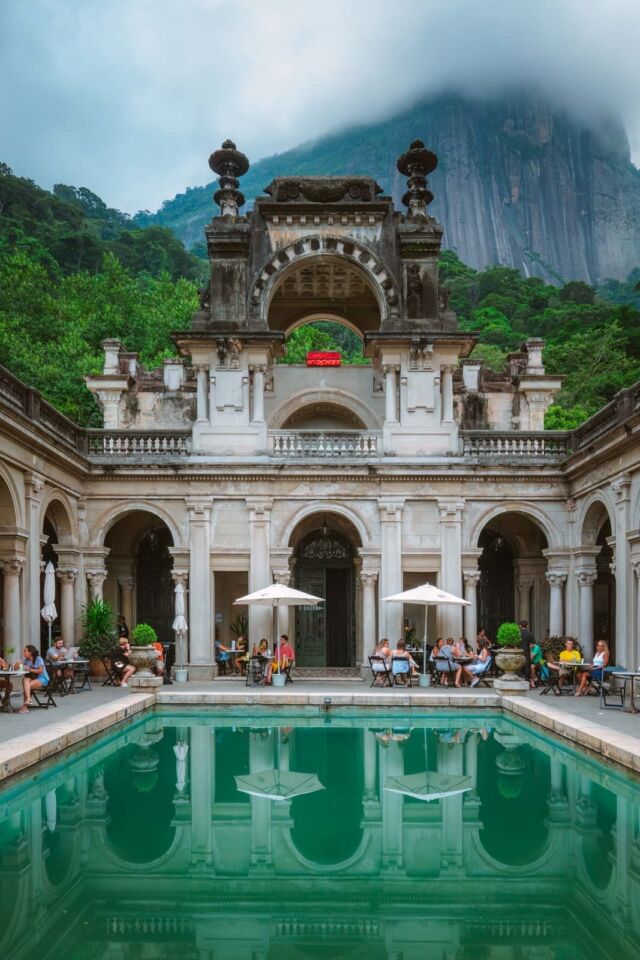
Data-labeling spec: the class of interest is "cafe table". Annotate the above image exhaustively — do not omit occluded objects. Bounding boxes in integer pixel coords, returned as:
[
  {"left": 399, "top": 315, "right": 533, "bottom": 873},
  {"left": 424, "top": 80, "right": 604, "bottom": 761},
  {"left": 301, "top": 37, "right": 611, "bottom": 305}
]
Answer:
[
  {"left": 549, "top": 659, "right": 593, "bottom": 695},
  {"left": 47, "top": 658, "right": 91, "bottom": 694},
  {"left": 0, "top": 668, "right": 26, "bottom": 712}
]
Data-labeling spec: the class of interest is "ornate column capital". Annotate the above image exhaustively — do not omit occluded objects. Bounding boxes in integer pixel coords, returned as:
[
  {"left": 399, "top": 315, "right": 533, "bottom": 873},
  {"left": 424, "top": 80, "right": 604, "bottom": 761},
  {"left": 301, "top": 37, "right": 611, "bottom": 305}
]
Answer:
[
  {"left": 462, "top": 570, "right": 481, "bottom": 588},
  {"left": 117, "top": 575, "right": 135, "bottom": 591},
  {"left": 437, "top": 498, "right": 465, "bottom": 522},
  {"left": 171, "top": 570, "right": 189, "bottom": 589},
  {"left": 515, "top": 577, "right": 535, "bottom": 592},
  {"left": 610, "top": 473, "right": 631, "bottom": 504},
  {"left": 86, "top": 570, "right": 107, "bottom": 597},
  {"left": 0, "top": 557, "right": 25, "bottom": 577},
  {"left": 378, "top": 498, "right": 405, "bottom": 521},
  {"left": 186, "top": 497, "right": 213, "bottom": 519},
  {"left": 360, "top": 571, "right": 378, "bottom": 587},
  {"left": 631, "top": 558, "right": 640, "bottom": 578},
  {"left": 576, "top": 570, "right": 598, "bottom": 588},
  {"left": 545, "top": 571, "right": 567, "bottom": 587},
  {"left": 273, "top": 570, "right": 291, "bottom": 587},
  {"left": 25, "top": 472, "right": 45, "bottom": 500},
  {"left": 246, "top": 497, "right": 274, "bottom": 518},
  {"left": 57, "top": 568, "right": 78, "bottom": 584}
]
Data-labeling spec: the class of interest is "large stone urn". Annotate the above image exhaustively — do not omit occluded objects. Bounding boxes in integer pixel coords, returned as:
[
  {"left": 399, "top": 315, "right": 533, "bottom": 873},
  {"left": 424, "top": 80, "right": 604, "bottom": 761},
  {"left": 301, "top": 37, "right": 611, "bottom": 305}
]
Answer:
[
  {"left": 493, "top": 647, "right": 529, "bottom": 695},
  {"left": 128, "top": 645, "right": 162, "bottom": 689}
]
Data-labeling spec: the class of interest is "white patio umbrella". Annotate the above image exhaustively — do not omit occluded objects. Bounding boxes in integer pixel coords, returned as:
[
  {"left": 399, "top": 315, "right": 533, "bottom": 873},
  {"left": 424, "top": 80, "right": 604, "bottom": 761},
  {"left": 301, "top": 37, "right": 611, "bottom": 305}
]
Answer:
[
  {"left": 173, "top": 741, "right": 189, "bottom": 793},
  {"left": 385, "top": 770, "right": 472, "bottom": 802},
  {"left": 383, "top": 582, "right": 469, "bottom": 681},
  {"left": 172, "top": 581, "right": 188, "bottom": 670},
  {"left": 235, "top": 728, "right": 325, "bottom": 802},
  {"left": 40, "top": 561, "right": 57, "bottom": 646},
  {"left": 234, "top": 583, "right": 323, "bottom": 675}
]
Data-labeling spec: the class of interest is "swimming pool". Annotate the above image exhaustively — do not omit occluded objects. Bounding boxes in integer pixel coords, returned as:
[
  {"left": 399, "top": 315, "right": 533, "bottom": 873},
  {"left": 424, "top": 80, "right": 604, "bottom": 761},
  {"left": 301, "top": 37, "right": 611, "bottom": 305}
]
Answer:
[{"left": 1, "top": 709, "right": 638, "bottom": 959}]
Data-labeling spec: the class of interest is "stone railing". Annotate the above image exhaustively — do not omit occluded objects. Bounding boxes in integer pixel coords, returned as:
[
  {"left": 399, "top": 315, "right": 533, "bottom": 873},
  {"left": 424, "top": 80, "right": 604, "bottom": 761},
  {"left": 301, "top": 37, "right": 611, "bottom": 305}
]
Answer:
[
  {"left": 270, "top": 430, "right": 381, "bottom": 458},
  {"left": 570, "top": 380, "right": 640, "bottom": 451},
  {"left": 86, "top": 430, "right": 191, "bottom": 457},
  {"left": 0, "top": 366, "right": 84, "bottom": 451},
  {"left": 461, "top": 431, "right": 569, "bottom": 462}
]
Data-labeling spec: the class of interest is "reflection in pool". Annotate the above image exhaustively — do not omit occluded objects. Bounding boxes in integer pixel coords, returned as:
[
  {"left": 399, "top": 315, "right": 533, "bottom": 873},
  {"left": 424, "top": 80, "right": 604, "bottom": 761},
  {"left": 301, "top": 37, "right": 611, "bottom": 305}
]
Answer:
[{"left": 0, "top": 711, "right": 638, "bottom": 959}]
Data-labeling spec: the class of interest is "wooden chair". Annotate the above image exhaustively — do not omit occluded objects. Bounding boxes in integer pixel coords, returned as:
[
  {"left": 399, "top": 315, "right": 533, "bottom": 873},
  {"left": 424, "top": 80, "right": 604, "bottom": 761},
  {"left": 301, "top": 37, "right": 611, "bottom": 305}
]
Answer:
[
  {"left": 101, "top": 656, "right": 119, "bottom": 687},
  {"left": 245, "top": 656, "right": 265, "bottom": 686},
  {"left": 70, "top": 661, "right": 92, "bottom": 693},
  {"left": 539, "top": 671, "right": 564, "bottom": 696},
  {"left": 369, "top": 655, "right": 392, "bottom": 687},
  {"left": 285, "top": 661, "right": 295, "bottom": 684},
  {"left": 46, "top": 660, "right": 70, "bottom": 697}
]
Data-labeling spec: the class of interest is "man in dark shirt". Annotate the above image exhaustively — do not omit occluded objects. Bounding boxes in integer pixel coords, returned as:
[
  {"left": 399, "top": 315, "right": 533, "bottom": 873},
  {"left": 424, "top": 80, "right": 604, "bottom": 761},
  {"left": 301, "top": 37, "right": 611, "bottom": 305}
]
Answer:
[{"left": 519, "top": 620, "right": 535, "bottom": 682}]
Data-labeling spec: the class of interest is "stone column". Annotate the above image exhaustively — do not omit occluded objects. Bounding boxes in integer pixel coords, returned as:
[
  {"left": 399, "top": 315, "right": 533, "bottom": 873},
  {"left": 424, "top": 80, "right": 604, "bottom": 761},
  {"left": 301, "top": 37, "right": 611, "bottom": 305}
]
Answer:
[
  {"left": 195, "top": 365, "right": 209, "bottom": 422},
  {"left": 208, "top": 374, "right": 216, "bottom": 426},
  {"left": 441, "top": 365, "right": 454, "bottom": 423},
  {"left": 381, "top": 740, "right": 403, "bottom": 869},
  {"left": 378, "top": 501, "right": 403, "bottom": 641},
  {"left": 516, "top": 578, "right": 534, "bottom": 625},
  {"left": 187, "top": 499, "right": 213, "bottom": 672},
  {"left": 363, "top": 729, "right": 377, "bottom": 801},
  {"left": 384, "top": 365, "right": 398, "bottom": 423},
  {"left": 545, "top": 571, "right": 566, "bottom": 637},
  {"left": 86, "top": 570, "right": 106, "bottom": 601},
  {"left": 251, "top": 365, "right": 265, "bottom": 423},
  {"left": 2, "top": 558, "right": 24, "bottom": 655},
  {"left": 576, "top": 569, "right": 597, "bottom": 660},
  {"left": 57, "top": 569, "right": 77, "bottom": 645},
  {"left": 360, "top": 571, "right": 378, "bottom": 665},
  {"left": 25, "top": 474, "right": 44, "bottom": 646},
  {"left": 273, "top": 569, "right": 291, "bottom": 640},
  {"left": 438, "top": 499, "right": 464, "bottom": 637},
  {"left": 462, "top": 570, "right": 480, "bottom": 643},
  {"left": 118, "top": 576, "right": 135, "bottom": 631},
  {"left": 632, "top": 559, "right": 640, "bottom": 667},
  {"left": 247, "top": 499, "right": 273, "bottom": 646},
  {"left": 611, "top": 475, "right": 632, "bottom": 670}
]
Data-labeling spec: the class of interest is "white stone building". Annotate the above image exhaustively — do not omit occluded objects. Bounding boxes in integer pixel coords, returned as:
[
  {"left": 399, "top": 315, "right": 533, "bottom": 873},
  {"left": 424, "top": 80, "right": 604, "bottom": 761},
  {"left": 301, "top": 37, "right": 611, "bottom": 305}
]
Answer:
[{"left": 0, "top": 139, "right": 638, "bottom": 677}]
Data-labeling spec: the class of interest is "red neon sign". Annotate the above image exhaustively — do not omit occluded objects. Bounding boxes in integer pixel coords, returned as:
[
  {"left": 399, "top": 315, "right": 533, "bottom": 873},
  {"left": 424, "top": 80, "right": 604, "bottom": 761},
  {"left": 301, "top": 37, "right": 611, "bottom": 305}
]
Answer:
[{"left": 306, "top": 352, "right": 342, "bottom": 367}]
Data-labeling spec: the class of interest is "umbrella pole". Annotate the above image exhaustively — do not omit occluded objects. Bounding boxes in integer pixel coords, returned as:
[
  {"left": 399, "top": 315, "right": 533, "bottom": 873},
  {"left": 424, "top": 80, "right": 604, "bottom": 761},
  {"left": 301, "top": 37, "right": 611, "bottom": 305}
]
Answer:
[
  {"left": 48, "top": 619, "right": 52, "bottom": 646},
  {"left": 422, "top": 609, "right": 428, "bottom": 677}
]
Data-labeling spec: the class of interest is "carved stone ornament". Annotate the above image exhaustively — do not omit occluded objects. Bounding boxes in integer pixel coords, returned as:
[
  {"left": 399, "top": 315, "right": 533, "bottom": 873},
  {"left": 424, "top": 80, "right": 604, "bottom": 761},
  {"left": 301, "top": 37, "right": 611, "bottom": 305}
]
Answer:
[
  {"left": 299, "top": 536, "right": 351, "bottom": 562},
  {"left": 397, "top": 139, "right": 437, "bottom": 219},
  {"left": 407, "top": 264, "right": 423, "bottom": 317},
  {"left": 209, "top": 139, "right": 249, "bottom": 218},
  {"left": 576, "top": 570, "right": 598, "bottom": 587},
  {"left": 545, "top": 571, "right": 567, "bottom": 587},
  {"left": 264, "top": 177, "right": 383, "bottom": 204}
]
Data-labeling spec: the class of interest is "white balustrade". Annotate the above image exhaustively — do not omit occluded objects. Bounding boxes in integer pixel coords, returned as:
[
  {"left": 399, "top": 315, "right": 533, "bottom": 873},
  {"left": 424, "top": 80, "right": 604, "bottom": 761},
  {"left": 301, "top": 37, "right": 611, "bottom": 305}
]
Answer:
[
  {"left": 270, "top": 430, "right": 381, "bottom": 458},
  {"left": 87, "top": 431, "right": 190, "bottom": 457},
  {"left": 462, "top": 432, "right": 568, "bottom": 461}
]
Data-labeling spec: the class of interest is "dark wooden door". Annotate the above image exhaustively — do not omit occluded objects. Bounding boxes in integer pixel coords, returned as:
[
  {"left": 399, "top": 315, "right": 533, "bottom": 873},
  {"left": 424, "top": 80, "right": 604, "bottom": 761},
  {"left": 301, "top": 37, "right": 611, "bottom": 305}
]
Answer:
[
  {"left": 136, "top": 528, "right": 174, "bottom": 642},
  {"left": 325, "top": 568, "right": 352, "bottom": 666},
  {"left": 295, "top": 566, "right": 326, "bottom": 666}
]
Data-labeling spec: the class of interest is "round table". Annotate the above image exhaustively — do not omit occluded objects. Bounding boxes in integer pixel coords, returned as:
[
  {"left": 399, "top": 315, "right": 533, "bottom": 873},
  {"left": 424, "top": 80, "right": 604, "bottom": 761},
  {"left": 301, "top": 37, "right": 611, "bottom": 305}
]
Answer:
[
  {"left": 611, "top": 671, "right": 640, "bottom": 713},
  {"left": 0, "top": 669, "right": 26, "bottom": 712}
]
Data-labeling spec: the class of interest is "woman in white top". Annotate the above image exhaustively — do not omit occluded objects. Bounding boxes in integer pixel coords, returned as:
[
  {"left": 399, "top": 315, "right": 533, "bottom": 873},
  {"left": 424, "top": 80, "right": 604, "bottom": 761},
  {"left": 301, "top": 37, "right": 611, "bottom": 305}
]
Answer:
[{"left": 576, "top": 640, "right": 609, "bottom": 696}]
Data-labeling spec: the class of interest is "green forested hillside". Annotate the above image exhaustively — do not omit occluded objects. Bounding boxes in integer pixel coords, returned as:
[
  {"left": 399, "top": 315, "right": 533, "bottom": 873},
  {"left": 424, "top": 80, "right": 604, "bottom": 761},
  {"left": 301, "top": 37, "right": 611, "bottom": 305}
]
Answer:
[{"left": 1, "top": 164, "right": 639, "bottom": 429}]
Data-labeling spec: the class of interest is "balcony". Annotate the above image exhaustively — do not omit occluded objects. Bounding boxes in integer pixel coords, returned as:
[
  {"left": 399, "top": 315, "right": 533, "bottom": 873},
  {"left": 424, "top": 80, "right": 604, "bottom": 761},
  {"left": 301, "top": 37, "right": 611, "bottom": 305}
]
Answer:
[
  {"left": 270, "top": 430, "right": 382, "bottom": 459},
  {"left": 461, "top": 431, "right": 569, "bottom": 462},
  {"left": 85, "top": 430, "right": 191, "bottom": 458}
]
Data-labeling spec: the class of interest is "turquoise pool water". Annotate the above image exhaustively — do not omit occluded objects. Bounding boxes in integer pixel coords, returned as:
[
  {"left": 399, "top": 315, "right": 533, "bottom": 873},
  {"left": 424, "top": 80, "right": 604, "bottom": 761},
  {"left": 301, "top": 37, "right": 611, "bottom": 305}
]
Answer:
[{"left": 0, "top": 710, "right": 638, "bottom": 959}]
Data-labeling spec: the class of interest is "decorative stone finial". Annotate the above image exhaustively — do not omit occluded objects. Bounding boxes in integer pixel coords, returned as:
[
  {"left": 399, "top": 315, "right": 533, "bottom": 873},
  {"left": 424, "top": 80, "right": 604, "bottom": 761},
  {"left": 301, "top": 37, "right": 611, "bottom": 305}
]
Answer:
[
  {"left": 396, "top": 139, "right": 437, "bottom": 219},
  {"left": 209, "top": 139, "right": 250, "bottom": 218}
]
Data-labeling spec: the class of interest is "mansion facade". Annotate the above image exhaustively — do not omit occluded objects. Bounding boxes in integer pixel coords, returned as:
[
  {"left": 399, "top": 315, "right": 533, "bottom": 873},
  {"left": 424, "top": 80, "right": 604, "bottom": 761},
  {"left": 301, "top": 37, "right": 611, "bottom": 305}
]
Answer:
[{"left": 0, "top": 139, "right": 639, "bottom": 677}]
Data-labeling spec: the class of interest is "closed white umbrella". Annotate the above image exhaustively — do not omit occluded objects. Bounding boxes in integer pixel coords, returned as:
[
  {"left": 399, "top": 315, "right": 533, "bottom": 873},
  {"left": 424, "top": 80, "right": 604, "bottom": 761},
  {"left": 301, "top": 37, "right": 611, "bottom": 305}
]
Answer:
[
  {"left": 383, "top": 582, "right": 470, "bottom": 683},
  {"left": 41, "top": 561, "right": 57, "bottom": 646},
  {"left": 173, "top": 741, "right": 189, "bottom": 793},
  {"left": 45, "top": 789, "right": 57, "bottom": 832},
  {"left": 172, "top": 581, "right": 188, "bottom": 670},
  {"left": 234, "top": 583, "right": 323, "bottom": 675}
]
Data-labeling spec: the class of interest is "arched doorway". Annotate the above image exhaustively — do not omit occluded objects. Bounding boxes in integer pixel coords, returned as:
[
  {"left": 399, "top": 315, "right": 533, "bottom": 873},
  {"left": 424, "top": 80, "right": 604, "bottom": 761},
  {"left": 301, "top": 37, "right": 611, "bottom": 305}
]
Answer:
[
  {"left": 291, "top": 515, "right": 360, "bottom": 667},
  {"left": 580, "top": 502, "right": 615, "bottom": 652},
  {"left": 104, "top": 512, "right": 174, "bottom": 641},
  {"left": 477, "top": 512, "right": 549, "bottom": 642}
]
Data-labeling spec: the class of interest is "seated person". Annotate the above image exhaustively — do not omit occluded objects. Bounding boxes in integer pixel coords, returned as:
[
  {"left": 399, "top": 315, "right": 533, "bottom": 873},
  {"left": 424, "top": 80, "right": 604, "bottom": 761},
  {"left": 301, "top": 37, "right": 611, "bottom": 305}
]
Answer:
[
  {"left": 548, "top": 638, "right": 581, "bottom": 687},
  {"left": 46, "top": 636, "right": 73, "bottom": 685},
  {"left": 215, "top": 639, "right": 231, "bottom": 675},
  {"left": 529, "top": 641, "right": 549, "bottom": 688},
  {"left": 459, "top": 640, "right": 492, "bottom": 687},
  {"left": 253, "top": 639, "right": 270, "bottom": 658},
  {"left": 108, "top": 637, "right": 136, "bottom": 687},
  {"left": 264, "top": 635, "right": 295, "bottom": 684},
  {"left": 0, "top": 655, "right": 12, "bottom": 711},
  {"left": 576, "top": 640, "right": 609, "bottom": 696},
  {"left": 435, "top": 638, "right": 456, "bottom": 685},
  {"left": 234, "top": 634, "right": 249, "bottom": 674},
  {"left": 16, "top": 645, "right": 50, "bottom": 712},
  {"left": 371, "top": 638, "right": 392, "bottom": 680},
  {"left": 390, "top": 639, "right": 418, "bottom": 681},
  {"left": 152, "top": 640, "right": 172, "bottom": 684}
]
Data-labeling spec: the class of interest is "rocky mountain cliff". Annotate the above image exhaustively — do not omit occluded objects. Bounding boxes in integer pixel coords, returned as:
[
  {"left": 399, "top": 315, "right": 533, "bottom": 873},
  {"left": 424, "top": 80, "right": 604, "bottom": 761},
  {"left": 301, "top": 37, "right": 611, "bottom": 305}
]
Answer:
[{"left": 137, "top": 92, "right": 640, "bottom": 284}]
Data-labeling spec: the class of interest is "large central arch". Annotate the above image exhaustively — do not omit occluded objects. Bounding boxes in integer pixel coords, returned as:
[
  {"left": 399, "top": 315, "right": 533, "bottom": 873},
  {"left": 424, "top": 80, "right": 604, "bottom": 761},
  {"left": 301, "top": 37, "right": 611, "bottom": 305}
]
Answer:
[{"left": 248, "top": 235, "right": 400, "bottom": 332}]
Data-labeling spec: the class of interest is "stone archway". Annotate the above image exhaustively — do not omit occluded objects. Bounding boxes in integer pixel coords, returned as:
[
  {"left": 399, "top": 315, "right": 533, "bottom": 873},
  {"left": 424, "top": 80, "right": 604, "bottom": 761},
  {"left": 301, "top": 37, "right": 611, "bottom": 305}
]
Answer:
[
  {"left": 104, "top": 511, "right": 175, "bottom": 641},
  {"left": 290, "top": 513, "right": 362, "bottom": 668},
  {"left": 476, "top": 511, "right": 550, "bottom": 642},
  {"left": 249, "top": 236, "right": 400, "bottom": 333}
]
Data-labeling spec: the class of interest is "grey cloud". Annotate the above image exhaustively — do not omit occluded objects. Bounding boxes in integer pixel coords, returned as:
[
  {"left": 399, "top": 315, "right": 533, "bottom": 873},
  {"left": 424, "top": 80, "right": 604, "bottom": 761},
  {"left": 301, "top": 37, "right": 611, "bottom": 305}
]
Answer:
[{"left": 0, "top": 0, "right": 638, "bottom": 213}]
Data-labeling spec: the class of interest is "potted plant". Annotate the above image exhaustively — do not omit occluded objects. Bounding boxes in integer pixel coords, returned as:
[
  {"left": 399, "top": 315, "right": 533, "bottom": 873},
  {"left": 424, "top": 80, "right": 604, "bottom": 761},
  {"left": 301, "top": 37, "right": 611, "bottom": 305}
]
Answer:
[
  {"left": 272, "top": 657, "right": 287, "bottom": 688},
  {"left": 494, "top": 621, "right": 526, "bottom": 681},
  {"left": 129, "top": 623, "right": 160, "bottom": 678},
  {"left": 79, "top": 599, "right": 116, "bottom": 676},
  {"left": 5, "top": 646, "right": 15, "bottom": 667},
  {"left": 230, "top": 614, "right": 248, "bottom": 639}
]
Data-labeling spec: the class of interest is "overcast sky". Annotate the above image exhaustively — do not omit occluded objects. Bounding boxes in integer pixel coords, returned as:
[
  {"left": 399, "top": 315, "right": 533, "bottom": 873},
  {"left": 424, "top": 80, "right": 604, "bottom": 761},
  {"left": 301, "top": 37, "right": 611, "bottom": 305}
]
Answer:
[{"left": 1, "top": 0, "right": 639, "bottom": 213}]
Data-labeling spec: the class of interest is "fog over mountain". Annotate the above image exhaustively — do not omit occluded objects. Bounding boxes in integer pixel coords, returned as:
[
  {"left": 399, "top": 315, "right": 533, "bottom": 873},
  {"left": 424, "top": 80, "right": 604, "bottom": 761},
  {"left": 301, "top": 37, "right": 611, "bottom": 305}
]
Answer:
[{"left": 0, "top": 0, "right": 639, "bottom": 213}]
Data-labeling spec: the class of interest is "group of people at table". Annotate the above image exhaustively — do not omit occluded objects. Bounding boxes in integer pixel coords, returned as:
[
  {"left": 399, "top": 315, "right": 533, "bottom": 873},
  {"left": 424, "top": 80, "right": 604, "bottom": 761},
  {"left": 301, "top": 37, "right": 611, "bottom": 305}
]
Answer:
[
  {"left": 0, "top": 638, "right": 87, "bottom": 713},
  {"left": 215, "top": 634, "right": 295, "bottom": 683},
  {"left": 372, "top": 622, "right": 610, "bottom": 693}
]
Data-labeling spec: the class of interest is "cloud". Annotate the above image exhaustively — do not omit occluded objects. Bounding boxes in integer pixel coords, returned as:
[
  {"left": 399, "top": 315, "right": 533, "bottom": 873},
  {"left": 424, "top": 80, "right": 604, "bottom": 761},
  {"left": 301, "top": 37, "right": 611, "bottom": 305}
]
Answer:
[{"left": 0, "top": 0, "right": 638, "bottom": 213}]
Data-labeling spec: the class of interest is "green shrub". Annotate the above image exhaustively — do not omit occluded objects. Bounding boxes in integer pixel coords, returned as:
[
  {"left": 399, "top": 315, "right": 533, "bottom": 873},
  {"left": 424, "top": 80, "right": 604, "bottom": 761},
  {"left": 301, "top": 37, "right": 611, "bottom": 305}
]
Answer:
[
  {"left": 541, "top": 635, "right": 581, "bottom": 661},
  {"left": 79, "top": 599, "right": 116, "bottom": 660},
  {"left": 496, "top": 622, "right": 522, "bottom": 647},
  {"left": 131, "top": 623, "right": 158, "bottom": 646}
]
